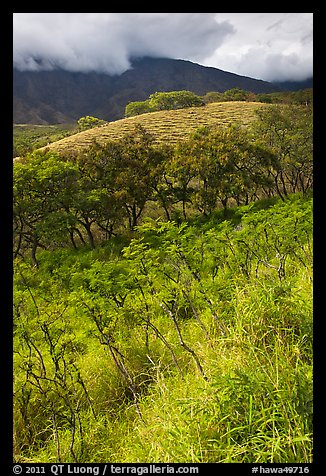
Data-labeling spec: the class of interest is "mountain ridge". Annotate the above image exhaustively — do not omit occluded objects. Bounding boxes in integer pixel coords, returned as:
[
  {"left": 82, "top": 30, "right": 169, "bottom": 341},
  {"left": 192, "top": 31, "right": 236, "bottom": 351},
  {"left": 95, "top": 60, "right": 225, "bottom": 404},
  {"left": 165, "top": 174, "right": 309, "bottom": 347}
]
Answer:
[{"left": 13, "top": 57, "right": 309, "bottom": 125}]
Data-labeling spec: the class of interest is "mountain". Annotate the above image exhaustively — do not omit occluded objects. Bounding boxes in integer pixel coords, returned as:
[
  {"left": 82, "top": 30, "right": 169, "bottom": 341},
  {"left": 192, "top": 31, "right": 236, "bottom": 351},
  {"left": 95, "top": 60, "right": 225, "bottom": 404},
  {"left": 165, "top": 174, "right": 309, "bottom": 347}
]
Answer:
[
  {"left": 272, "top": 77, "right": 313, "bottom": 91},
  {"left": 13, "top": 57, "right": 282, "bottom": 125}
]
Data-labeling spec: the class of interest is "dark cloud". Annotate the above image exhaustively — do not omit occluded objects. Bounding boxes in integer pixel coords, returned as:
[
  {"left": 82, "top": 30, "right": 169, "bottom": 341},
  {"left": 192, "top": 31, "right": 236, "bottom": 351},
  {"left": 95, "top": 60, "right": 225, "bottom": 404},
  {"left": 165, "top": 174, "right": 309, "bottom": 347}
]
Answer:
[
  {"left": 13, "top": 13, "right": 234, "bottom": 75},
  {"left": 13, "top": 13, "right": 313, "bottom": 82}
]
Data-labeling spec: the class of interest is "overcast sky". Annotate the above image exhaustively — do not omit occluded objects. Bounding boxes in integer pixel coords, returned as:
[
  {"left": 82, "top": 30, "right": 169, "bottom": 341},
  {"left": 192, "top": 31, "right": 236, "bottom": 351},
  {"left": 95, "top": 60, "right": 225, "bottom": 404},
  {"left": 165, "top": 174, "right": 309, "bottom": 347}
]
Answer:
[{"left": 13, "top": 13, "right": 313, "bottom": 82}]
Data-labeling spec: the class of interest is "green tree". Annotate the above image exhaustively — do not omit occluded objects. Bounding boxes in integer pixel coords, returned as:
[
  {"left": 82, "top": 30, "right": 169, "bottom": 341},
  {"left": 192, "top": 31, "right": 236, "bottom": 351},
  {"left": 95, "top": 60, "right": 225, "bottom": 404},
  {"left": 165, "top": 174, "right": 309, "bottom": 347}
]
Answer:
[
  {"left": 167, "top": 141, "right": 199, "bottom": 220},
  {"left": 223, "top": 88, "right": 253, "bottom": 102},
  {"left": 115, "top": 126, "right": 167, "bottom": 229},
  {"left": 171, "top": 124, "right": 277, "bottom": 216},
  {"left": 202, "top": 91, "right": 225, "bottom": 104},
  {"left": 75, "top": 126, "right": 169, "bottom": 231},
  {"left": 125, "top": 100, "right": 153, "bottom": 117},
  {"left": 148, "top": 91, "right": 204, "bottom": 111},
  {"left": 72, "top": 140, "right": 127, "bottom": 240},
  {"left": 253, "top": 104, "right": 313, "bottom": 198},
  {"left": 77, "top": 116, "right": 107, "bottom": 132},
  {"left": 292, "top": 89, "right": 313, "bottom": 106},
  {"left": 13, "top": 152, "right": 80, "bottom": 265}
]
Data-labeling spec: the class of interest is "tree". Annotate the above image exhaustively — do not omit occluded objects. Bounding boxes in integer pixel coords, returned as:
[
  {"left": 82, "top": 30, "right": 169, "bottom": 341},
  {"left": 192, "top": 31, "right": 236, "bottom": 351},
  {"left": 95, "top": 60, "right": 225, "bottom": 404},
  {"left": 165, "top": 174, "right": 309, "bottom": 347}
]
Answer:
[
  {"left": 189, "top": 125, "right": 248, "bottom": 214},
  {"left": 114, "top": 126, "right": 167, "bottom": 229},
  {"left": 70, "top": 140, "right": 126, "bottom": 241},
  {"left": 167, "top": 140, "right": 199, "bottom": 220},
  {"left": 125, "top": 91, "right": 204, "bottom": 118},
  {"left": 77, "top": 116, "right": 107, "bottom": 132},
  {"left": 148, "top": 91, "right": 204, "bottom": 111},
  {"left": 74, "top": 126, "right": 169, "bottom": 231},
  {"left": 13, "top": 152, "right": 80, "bottom": 265},
  {"left": 125, "top": 100, "right": 153, "bottom": 117},
  {"left": 222, "top": 88, "right": 253, "bottom": 102},
  {"left": 291, "top": 89, "right": 313, "bottom": 106},
  {"left": 253, "top": 104, "right": 313, "bottom": 198},
  {"left": 171, "top": 124, "right": 277, "bottom": 216},
  {"left": 202, "top": 91, "right": 225, "bottom": 104}
]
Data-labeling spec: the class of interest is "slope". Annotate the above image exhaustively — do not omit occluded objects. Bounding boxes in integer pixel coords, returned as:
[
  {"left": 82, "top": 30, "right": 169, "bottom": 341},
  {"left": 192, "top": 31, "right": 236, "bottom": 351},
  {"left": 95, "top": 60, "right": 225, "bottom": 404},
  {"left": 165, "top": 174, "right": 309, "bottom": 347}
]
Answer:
[
  {"left": 37, "top": 101, "right": 269, "bottom": 157},
  {"left": 13, "top": 194, "right": 313, "bottom": 463}
]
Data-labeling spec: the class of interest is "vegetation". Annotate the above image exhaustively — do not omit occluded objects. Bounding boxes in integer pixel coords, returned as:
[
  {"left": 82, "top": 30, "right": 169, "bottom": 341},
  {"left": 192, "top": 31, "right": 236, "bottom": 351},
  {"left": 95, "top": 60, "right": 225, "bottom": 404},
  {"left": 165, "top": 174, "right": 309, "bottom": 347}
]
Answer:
[
  {"left": 255, "top": 88, "right": 313, "bottom": 106},
  {"left": 13, "top": 117, "right": 107, "bottom": 158},
  {"left": 13, "top": 102, "right": 313, "bottom": 463},
  {"left": 14, "top": 104, "right": 312, "bottom": 262},
  {"left": 125, "top": 88, "right": 313, "bottom": 117},
  {"left": 24, "top": 102, "right": 268, "bottom": 157},
  {"left": 13, "top": 123, "right": 75, "bottom": 158},
  {"left": 13, "top": 194, "right": 313, "bottom": 463},
  {"left": 77, "top": 116, "right": 108, "bottom": 131},
  {"left": 14, "top": 89, "right": 312, "bottom": 159},
  {"left": 125, "top": 91, "right": 204, "bottom": 117}
]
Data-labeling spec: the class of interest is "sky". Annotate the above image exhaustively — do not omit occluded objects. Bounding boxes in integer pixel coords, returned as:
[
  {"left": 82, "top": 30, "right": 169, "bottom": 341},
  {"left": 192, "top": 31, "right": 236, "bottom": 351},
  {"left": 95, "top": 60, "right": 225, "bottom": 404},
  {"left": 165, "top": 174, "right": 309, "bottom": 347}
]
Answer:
[{"left": 13, "top": 13, "right": 313, "bottom": 82}]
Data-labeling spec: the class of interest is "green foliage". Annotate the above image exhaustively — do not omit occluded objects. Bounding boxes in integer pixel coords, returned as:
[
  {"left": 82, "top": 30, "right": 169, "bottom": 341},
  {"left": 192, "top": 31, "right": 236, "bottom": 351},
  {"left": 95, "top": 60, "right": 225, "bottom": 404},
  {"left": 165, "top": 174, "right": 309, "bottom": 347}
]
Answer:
[
  {"left": 77, "top": 116, "right": 107, "bottom": 132},
  {"left": 125, "top": 100, "right": 154, "bottom": 117},
  {"left": 202, "top": 88, "right": 255, "bottom": 104},
  {"left": 149, "top": 90, "right": 204, "bottom": 110},
  {"left": 222, "top": 88, "right": 254, "bottom": 102},
  {"left": 14, "top": 194, "right": 312, "bottom": 463},
  {"left": 202, "top": 88, "right": 313, "bottom": 107},
  {"left": 13, "top": 102, "right": 313, "bottom": 463},
  {"left": 13, "top": 124, "right": 76, "bottom": 158},
  {"left": 13, "top": 151, "right": 80, "bottom": 263},
  {"left": 125, "top": 90, "right": 204, "bottom": 117},
  {"left": 202, "top": 91, "right": 225, "bottom": 103},
  {"left": 14, "top": 105, "right": 313, "bottom": 264},
  {"left": 253, "top": 104, "right": 313, "bottom": 198},
  {"left": 256, "top": 89, "right": 313, "bottom": 106}
]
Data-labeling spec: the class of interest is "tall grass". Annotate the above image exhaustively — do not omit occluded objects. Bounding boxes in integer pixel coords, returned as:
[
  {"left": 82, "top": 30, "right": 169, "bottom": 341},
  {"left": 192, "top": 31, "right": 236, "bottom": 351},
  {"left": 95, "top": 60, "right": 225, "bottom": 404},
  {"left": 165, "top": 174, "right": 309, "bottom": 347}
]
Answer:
[
  {"left": 34, "top": 102, "right": 268, "bottom": 157},
  {"left": 13, "top": 195, "right": 312, "bottom": 463}
]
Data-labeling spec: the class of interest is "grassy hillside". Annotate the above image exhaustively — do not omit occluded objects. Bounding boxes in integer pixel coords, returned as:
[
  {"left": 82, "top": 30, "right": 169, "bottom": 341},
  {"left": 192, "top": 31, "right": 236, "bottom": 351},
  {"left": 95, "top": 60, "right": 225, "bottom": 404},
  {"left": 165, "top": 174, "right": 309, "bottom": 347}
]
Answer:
[
  {"left": 36, "top": 102, "right": 268, "bottom": 157},
  {"left": 13, "top": 100, "right": 313, "bottom": 463},
  {"left": 13, "top": 194, "right": 313, "bottom": 463}
]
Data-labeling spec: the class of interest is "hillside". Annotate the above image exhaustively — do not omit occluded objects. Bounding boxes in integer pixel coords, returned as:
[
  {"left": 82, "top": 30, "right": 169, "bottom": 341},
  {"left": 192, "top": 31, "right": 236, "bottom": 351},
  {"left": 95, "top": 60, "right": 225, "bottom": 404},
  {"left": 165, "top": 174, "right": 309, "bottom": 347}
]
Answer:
[
  {"left": 13, "top": 194, "right": 313, "bottom": 463},
  {"left": 13, "top": 98, "right": 313, "bottom": 462},
  {"left": 13, "top": 57, "right": 280, "bottom": 124},
  {"left": 34, "top": 101, "right": 268, "bottom": 157}
]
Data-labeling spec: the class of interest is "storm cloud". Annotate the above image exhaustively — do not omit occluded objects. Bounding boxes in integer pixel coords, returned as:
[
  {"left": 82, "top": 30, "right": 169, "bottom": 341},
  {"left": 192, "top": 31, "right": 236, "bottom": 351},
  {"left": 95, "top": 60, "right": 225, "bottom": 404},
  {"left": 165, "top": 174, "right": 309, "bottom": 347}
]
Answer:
[
  {"left": 13, "top": 13, "right": 313, "bottom": 82},
  {"left": 13, "top": 13, "right": 234, "bottom": 74}
]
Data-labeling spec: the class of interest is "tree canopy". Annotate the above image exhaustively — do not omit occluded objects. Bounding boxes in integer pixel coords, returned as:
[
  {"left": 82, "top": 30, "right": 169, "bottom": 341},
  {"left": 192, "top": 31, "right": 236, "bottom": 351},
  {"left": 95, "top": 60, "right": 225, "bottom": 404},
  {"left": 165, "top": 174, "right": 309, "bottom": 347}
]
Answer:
[
  {"left": 125, "top": 90, "right": 204, "bottom": 117},
  {"left": 14, "top": 104, "right": 312, "bottom": 266}
]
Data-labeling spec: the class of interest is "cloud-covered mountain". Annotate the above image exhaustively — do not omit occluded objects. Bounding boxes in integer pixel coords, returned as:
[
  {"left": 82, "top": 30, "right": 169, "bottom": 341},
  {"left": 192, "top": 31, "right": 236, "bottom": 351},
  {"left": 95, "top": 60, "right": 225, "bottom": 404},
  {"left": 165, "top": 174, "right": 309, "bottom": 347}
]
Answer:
[
  {"left": 13, "top": 57, "right": 286, "bottom": 125},
  {"left": 13, "top": 13, "right": 313, "bottom": 83}
]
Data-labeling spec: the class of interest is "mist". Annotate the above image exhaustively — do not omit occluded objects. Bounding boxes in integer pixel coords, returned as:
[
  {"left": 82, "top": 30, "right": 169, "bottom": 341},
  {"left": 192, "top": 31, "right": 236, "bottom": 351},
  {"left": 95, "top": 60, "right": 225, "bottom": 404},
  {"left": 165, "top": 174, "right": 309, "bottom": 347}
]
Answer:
[
  {"left": 13, "top": 13, "right": 313, "bottom": 82},
  {"left": 13, "top": 13, "right": 234, "bottom": 75}
]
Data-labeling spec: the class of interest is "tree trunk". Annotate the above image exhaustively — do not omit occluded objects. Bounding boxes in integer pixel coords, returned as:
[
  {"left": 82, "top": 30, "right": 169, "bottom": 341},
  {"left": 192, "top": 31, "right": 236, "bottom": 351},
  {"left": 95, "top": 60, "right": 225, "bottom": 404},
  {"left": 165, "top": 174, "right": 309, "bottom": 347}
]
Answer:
[
  {"left": 221, "top": 197, "right": 228, "bottom": 217},
  {"left": 73, "top": 227, "right": 86, "bottom": 245},
  {"left": 85, "top": 224, "right": 95, "bottom": 249},
  {"left": 182, "top": 199, "right": 187, "bottom": 220},
  {"left": 31, "top": 239, "right": 39, "bottom": 268},
  {"left": 80, "top": 220, "right": 95, "bottom": 248},
  {"left": 274, "top": 173, "right": 285, "bottom": 201},
  {"left": 14, "top": 231, "right": 23, "bottom": 259},
  {"left": 69, "top": 229, "right": 78, "bottom": 249}
]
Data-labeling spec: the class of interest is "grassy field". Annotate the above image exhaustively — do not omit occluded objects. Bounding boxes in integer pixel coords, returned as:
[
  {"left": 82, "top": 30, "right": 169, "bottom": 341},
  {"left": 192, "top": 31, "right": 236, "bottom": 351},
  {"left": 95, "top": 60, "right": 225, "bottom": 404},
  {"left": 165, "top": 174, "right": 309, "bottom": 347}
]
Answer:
[
  {"left": 35, "top": 102, "right": 269, "bottom": 157},
  {"left": 13, "top": 123, "right": 76, "bottom": 157}
]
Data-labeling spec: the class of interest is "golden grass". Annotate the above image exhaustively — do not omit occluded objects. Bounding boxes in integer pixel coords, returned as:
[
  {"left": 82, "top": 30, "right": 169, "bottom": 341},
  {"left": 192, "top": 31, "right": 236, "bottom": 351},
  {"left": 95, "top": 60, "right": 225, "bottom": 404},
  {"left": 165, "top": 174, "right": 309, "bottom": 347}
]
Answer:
[{"left": 37, "top": 102, "right": 269, "bottom": 157}]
